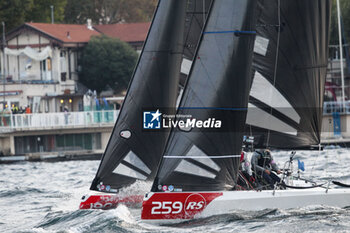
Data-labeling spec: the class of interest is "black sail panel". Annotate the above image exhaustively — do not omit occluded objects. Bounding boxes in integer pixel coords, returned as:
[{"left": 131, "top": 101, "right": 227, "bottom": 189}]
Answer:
[
  {"left": 183, "top": 0, "right": 213, "bottom": 59},
  {"left": 90, "top": 0, "right": 187, "bottom": 192},
  {"left": 246, "top": 0, "right": 332, "bottom": 149},
  {"left": 180, "top": 0, "right": 214, "bottom": 86},
  {"left": 152, "top": 0, "right": 258, "bottom": 192}
]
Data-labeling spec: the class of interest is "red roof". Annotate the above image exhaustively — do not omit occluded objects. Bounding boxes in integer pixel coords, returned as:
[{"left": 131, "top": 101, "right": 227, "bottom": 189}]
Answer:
[
  {"left": 26, "top": 22, "right": 100, "bottom": 43},
  {"left": 94, "top": 22, "right": 150, "bottom": 42}
]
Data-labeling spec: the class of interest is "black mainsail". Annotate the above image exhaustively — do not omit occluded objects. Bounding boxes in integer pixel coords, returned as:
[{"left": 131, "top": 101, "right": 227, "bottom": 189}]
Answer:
[
  {"left": 246, "top": 0, "right": 332, "bottom": 149},
  {"left": 90, "top": 1, "right": 188, "bottom": 192},
  {"left": 151, "top": 0, "right": 258, "bottom": 192}
]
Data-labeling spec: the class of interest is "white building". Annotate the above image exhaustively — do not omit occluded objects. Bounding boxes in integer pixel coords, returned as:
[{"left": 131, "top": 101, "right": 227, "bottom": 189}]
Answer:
[
  {"left": 0, "top": 22, "right": 103, "bottom": 113},
  {"left": 0, "top": 21, "right": 150, "bottom": 156}
]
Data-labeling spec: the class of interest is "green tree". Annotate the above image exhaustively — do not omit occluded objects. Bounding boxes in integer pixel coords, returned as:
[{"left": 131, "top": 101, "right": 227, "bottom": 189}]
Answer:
[
  {"left": 64, "top": 0, "right": 157, "bottom": 25},
  {"left": 80, "top": 35, "right": 138, "bottom": 94},
  {"left": 330, "top": 0, "right": 350, "bottom": 45},
  {"left": 112, "top": 0, "right": 158, "bottom": 23},
  {"left": 0, "top": 0, "right": 33, "bottom": 32},
  {"left": 64, "top": 0, "right": 97, "bottom": 24},
  {"left": 25, "top": 0, "right": 67, "bottom": 23}
]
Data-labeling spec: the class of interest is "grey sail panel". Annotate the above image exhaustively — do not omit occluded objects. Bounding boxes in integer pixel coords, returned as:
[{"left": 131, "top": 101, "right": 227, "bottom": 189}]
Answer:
[
  {"left": 90, "top": 0, "right": 187, "bottom": 192},
  {"left": 152, "top": 0, "right": 258, "bottom": 192},
  {"left": 183, "top": 0, "right": 213, "bottom": 59},
  {"left": 180, "top": 0, "right": 214, "bottom": 86},
  {"left": 246, "top": 0, "right": 332, "bottom": 149}
]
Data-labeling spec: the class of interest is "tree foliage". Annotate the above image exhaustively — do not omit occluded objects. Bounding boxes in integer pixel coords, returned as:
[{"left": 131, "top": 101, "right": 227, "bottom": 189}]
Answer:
[
  {"left": 0, "top": 0, "right": 66, "bottom": 32},
  {"left": 25, "top": 0, "right": 67, "bottom": 24},
  {"left": 80, "top": 35, "right": 138, "bottom": 94},
  {"left": 331, "top": 0, "right": 350, "bottom": 45},
  {"left": 64, "top": 0, "right": 157, "bottom": 25},
  {"left": 1, "top": 0, "right": 157, "bottom": 33},
  {"left": 0, "top": 0, "right": 33, "bottom": 32},
  {"left": 64, "top": 0, "right": 97, "bottom": 24}
]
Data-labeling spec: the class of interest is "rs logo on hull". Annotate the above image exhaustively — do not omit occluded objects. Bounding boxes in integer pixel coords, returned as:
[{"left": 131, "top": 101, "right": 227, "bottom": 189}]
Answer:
[
  {"left": 186, "top": 201, "right": 204, "bottom": 210},
  {"left": 184, "top": 194, "right": 206, "bottom": 216}
]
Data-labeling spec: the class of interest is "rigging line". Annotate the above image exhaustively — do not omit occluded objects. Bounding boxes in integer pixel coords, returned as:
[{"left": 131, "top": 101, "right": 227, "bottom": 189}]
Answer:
[
  {"left": 204, "top": 30, "right": 256, "bottom": 34},
  {"left": 178, "top": 107, "right": 247, "bottom": 111},
  {"left": 203, "top": 0, "right": 205, "bottom": 28},
  {"left": 163, "top": 155, "right": 241, "bottom": 159},
  {"left": 266, "top": 0, "right": 281, "bottom": 148}
]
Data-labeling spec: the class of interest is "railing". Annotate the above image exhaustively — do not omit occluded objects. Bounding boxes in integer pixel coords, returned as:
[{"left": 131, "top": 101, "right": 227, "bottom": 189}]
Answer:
[
  {"left": 323, "top": 101, "right": 350, "bottom": 115},
  {"left": 0, "top": 110, "right": 119, "bottom": 131}
]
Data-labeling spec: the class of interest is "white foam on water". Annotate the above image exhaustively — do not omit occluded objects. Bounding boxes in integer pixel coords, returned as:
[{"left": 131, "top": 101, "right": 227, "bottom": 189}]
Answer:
[
  {"left": 118, "top": 180, "right": 153, "bottom": 196},
  {"left": 112, "top": 204, "right": 136, "bottom": 225},
  {"left": 31, "top": 228, "right": 55, "bottom": 233}
]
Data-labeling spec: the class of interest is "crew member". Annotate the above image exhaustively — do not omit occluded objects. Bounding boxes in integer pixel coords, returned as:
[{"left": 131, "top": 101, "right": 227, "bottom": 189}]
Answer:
[{"left": 251, "top": 149, "right": 282, "bottom": 189}]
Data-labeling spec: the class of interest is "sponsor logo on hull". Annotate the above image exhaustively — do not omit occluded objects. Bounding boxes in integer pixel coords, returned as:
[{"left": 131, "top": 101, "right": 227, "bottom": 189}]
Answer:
[
  {"left": 79, "top": 194, "right": 143, "bottom": 210},
  {"left": 141, "top": 192, "right": 223, "bottom": 220}
]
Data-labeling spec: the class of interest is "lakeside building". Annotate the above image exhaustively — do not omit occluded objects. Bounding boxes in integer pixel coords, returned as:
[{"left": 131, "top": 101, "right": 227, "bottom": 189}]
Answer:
[
  {"left": 0, "top": 21, "right": 150, "bottom": 113},
  {"left": 0, "top": 21, "right": 149, "bottom": 156}
]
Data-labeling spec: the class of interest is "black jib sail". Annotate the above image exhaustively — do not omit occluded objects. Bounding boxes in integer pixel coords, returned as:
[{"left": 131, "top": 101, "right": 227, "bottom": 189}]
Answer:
[
  {"left": 90, "top": 1, "right": 188, "bottom": 193},
  {"left": 245, "top": 0, "right": 332, "bottom": 149},
  {"left": 151, "top": 0, "right": 258, "bottom": 192}
]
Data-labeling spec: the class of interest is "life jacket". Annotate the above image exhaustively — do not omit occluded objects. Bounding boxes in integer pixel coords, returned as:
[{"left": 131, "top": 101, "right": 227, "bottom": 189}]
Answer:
[{"left": 257, "top": 151, "right": 272, "bottom": 169}]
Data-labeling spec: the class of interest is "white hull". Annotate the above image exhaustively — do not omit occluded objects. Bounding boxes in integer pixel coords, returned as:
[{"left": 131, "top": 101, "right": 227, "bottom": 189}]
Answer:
[
  {"left": 141, "top": 188, "right": 350, "bottom": 224},
  {"left": 204, "top": 188, "right": 350, "bottom": 213}
]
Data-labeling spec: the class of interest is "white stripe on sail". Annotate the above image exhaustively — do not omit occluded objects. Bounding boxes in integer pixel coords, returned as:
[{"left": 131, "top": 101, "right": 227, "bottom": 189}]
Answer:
[
  {"left": 113, "top": 164, "right": 147, "bottom": 180},
  {"left": 250, "top": 71, "right": 300, "bottom": 123},
  {"left": 123, "top": 151, "right": 151, "bottom": 174},
  {"left": 247, "top": 103, "right": 298, "bottom": 136},
  {"left": 186, "top": 145, "right": 220, "bottom": 171},
  {"left": 174, "top": 160, "right": 217, "bottom": 179}
]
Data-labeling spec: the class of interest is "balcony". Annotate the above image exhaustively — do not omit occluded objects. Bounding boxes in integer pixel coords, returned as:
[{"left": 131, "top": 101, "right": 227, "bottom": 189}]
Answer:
[
  {"left": 323, "top": 101, "right": 350, "bottom": 115},
  {"left": 0, "top": 110, "right": 119, "bottom": 133}
]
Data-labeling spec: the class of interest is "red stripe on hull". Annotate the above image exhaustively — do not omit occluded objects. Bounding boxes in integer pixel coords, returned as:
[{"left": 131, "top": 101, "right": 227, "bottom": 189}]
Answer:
[
  {"left": 79, "top": 194, "right": 143, "bottom": 210},
  {"left": 141, "top": 192, "right": 223, "bottom": 220}
]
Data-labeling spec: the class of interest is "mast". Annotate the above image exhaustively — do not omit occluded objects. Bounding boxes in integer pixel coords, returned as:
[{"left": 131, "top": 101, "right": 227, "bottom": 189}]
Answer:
[
  {"left": 337, "top": 0, "right": 346, "bottom": 108},
  {"left": 2, "top": 22, "right": 6, "bottom": 107},
  {"left": 151, "top": 0, "right": 258, "bottom": 192}
]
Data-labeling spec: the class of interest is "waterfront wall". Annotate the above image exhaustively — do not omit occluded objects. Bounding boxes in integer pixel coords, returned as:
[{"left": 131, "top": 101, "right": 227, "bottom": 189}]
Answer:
[{"left": 0, "top": 110, "right": 118, "bottom": 156}]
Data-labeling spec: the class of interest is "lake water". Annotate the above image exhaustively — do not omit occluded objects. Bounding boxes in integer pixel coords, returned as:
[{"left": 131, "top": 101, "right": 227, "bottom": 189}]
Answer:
[{"left": 1, "top": 148, "right": 350, "bottom": 232}]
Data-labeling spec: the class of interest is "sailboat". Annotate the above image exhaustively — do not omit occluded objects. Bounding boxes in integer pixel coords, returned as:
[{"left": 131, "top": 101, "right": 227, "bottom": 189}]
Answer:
[
  {"left": 141, "top": 0, "right": 350, "bottom": 223},
  {"left": 80, "top": 0, "right": 213, "bottom": 210}
]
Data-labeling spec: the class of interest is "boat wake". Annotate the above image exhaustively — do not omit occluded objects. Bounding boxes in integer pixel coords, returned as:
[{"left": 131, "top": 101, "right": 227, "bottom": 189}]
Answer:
[
  {"left": 21, "top": 199, "right": 350, "bottom": 233},
  {"left": 118, "top": 181, "right": 152, "bottom": 197}
]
